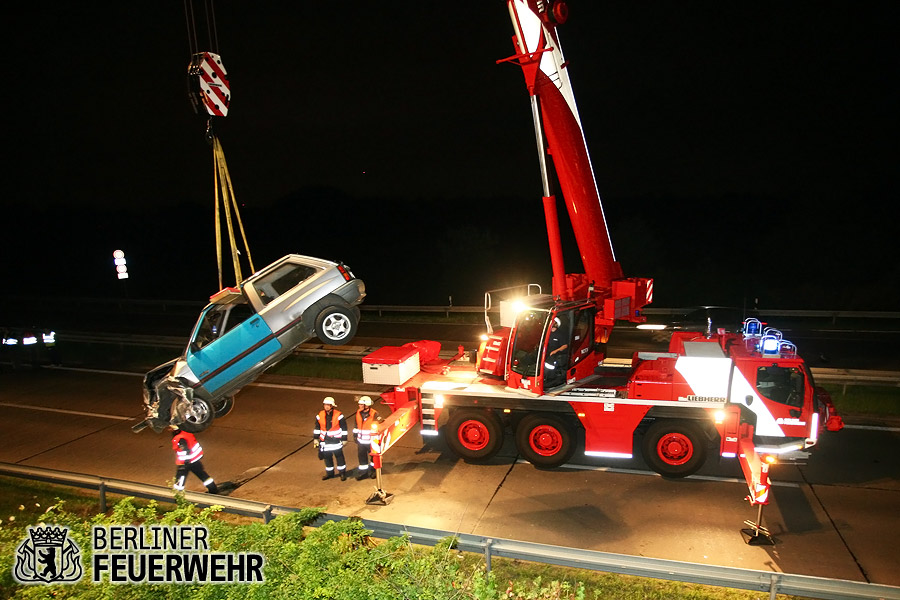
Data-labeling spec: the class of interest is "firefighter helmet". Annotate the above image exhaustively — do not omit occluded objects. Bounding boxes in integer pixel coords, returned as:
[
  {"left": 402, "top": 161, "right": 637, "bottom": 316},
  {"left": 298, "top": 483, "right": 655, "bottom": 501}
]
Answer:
[
  {"left": 358, "top": 396, "right": 372, "bottom": 406},
  {"left": 323, "top": 396, "right": 335, "bottom": 406}
]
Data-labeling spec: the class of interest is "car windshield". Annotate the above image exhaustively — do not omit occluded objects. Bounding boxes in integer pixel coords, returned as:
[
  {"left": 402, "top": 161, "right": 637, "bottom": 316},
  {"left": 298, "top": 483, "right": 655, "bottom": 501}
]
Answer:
[{"left": 252, "top": 263, "right": 318, "bottom": 306}]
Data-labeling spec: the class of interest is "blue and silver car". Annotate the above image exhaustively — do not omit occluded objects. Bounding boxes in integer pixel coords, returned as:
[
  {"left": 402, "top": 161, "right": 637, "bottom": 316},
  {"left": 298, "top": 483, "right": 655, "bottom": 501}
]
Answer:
[{"left": 135, "top": 254, "right": 365, "bottom": 433}]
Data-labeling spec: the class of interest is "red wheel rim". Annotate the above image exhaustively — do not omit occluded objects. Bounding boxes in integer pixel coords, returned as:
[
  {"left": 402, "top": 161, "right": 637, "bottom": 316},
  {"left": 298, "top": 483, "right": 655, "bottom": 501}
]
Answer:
[
  {"left": 457, "top": 419, "right": 490, "bottom": 451},
  {"left": 655, "top": 432, "right": 694, "bottom": 466},
  {"left": 528, "top": 425, "right": 562, "bottom": 457}
]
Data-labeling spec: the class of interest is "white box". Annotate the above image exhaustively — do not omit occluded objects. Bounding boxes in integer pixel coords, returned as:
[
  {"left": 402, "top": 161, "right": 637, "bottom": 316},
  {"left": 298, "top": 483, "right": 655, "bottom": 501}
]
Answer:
[{"left": 362, "top": 346, "right": 420, "bottom": 385}]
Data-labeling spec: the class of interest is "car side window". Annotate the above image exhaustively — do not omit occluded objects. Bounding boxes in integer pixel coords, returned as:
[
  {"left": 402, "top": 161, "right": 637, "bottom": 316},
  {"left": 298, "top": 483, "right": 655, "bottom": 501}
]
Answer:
[
  {"left": 194, "top": 307, "right": 227, "bottom": 349},
  {"left": 253, "top": 263, "right": 318, "bottom": 305},
  {"left": 222, "top": 303, "right": 255, "bottom": 334}
]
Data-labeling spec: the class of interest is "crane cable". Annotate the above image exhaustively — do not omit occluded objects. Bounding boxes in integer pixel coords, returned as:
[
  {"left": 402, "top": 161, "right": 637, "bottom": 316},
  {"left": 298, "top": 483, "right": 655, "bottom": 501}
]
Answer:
[
  {"left": 184, "top": 0, "right": 253, "bottom": 289},
  {"left": 183, "top": 0, "right": 218, "bottom": 56}
]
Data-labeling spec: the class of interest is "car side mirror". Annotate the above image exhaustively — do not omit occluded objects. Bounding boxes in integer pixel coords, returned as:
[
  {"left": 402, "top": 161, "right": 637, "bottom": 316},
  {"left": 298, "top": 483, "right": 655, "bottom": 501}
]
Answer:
[{"left": 190, "top": 342, "right": 202, "bottom": 354}]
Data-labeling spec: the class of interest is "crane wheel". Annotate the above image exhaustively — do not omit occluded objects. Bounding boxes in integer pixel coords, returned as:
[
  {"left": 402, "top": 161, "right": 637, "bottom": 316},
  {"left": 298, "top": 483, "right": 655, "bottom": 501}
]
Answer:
[
  {"left": 641, "top": 420, "right": 708, "bottom": 478},
  {"left": 445, "top": 409, "right": 503, "bottom": 461},
  {"left": 515, "top": 414, "right": 574, "bottom": 468}
]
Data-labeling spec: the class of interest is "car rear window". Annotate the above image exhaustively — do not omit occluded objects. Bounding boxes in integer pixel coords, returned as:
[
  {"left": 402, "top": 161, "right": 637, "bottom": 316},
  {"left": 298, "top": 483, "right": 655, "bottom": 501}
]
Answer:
[{"left": 253, "top": 263, "right": 319, "bottom": 305}]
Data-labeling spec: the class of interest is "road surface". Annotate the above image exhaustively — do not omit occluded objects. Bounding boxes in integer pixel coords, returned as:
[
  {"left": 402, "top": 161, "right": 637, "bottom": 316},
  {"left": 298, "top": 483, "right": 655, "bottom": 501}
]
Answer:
[{"left": 1, "top": 366, "right": 898, "bottom": 586}]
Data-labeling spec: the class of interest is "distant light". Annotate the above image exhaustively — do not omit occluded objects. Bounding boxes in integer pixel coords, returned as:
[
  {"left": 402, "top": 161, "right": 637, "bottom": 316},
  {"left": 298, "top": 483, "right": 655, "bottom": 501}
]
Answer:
[
  {"left": 113, "top": 249, "right": 129, "bottom": 280},
  {"left": 636, "top": 324, "right": 667, "bottom": 331}
]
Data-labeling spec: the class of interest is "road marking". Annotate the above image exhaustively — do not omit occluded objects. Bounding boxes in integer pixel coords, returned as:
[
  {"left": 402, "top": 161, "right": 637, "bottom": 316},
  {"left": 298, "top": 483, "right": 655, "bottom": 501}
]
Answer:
[
  {"left": 0, "top": 402, "right": 134, "bottom": 421},
  {"left": 843, "top": 424, "right": 900, "bottom": 432},
  {"left": 45, "top": 366, "right": 144, "bottom": 377},
  {"left": 516, "top": 459, "right": 801, "bottom": 488}
]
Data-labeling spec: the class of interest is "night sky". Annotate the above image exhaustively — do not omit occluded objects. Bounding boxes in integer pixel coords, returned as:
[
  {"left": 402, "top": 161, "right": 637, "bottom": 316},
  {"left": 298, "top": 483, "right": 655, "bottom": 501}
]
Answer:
[{"left": 3, "top": 2, "right": 897, "bottom": 310}]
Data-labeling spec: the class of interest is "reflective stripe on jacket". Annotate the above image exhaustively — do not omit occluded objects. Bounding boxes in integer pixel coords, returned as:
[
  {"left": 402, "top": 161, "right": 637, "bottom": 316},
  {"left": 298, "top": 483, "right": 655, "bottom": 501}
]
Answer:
[
  {"left": 172, "top": 431, "right": 203, "bottom": 465},
  {"left": 314, "top": 409, "right": 347, "bottom": 451},
  {"left": 354, "top": 408, "right": 378, "bottom": 445}
]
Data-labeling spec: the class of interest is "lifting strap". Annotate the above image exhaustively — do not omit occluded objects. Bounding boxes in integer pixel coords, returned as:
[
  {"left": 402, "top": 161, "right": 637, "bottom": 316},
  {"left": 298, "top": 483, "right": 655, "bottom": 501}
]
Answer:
[{"left": 212, "top": 135, "right": 254, "bottom": 288}]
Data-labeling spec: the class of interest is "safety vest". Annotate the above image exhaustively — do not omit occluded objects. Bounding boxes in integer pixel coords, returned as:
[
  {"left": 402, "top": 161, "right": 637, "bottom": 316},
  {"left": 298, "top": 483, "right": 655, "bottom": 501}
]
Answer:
[
  {"left": 315, "top": 409, "right": 347, "bottom": 451},
  {"left": 172, "top": 431, "right": 204, "bottom": 465},
  {"left": 354, "top": 409, "right": 378, "bottom": 445}
]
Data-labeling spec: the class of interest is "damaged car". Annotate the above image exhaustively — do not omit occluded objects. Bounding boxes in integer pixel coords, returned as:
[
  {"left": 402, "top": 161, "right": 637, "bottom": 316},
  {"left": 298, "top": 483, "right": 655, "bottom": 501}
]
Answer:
[{"left": 133, "top": 254, "right": 365, "bottom": 434}]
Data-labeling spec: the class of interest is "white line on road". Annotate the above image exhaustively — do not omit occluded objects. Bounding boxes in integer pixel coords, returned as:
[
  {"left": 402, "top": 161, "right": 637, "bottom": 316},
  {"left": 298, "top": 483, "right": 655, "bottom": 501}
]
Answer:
[
  {"left": 843, "top": 424, "right": 900, "bottom": 432},
  {"left": 0, "top": 402, "right": 135, "bottom": 421},
  {"left": 520, "top": 459, "right": 802, "bottom": 488}
]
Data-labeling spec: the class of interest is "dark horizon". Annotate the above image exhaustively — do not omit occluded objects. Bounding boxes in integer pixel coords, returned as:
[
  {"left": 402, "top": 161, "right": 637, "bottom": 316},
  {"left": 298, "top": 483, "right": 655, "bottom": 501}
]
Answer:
[{"left": 2, "top": 3, "right": 896, "bottom": 312}]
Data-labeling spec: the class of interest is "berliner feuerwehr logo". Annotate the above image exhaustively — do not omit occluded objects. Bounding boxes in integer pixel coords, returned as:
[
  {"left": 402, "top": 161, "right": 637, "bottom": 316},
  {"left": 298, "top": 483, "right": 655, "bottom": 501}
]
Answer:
[{"left": 14, "top": 525, "right": 84, "bottom": 584}]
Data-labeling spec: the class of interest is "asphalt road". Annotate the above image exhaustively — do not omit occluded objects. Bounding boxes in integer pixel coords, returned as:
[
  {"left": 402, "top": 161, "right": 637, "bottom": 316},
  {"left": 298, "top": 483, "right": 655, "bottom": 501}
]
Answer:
[{"left": 1, "top": 366, "right": 898, "bottom": 587}]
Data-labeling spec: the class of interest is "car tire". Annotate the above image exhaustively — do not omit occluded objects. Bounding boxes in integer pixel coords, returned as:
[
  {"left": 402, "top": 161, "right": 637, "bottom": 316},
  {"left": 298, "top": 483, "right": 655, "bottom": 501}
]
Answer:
[
  {"left": 315, "top": 305, "right": 358, "bottom": 345},
  {"left": 212, "top": 396, "right": 235, "bottom": 419},
  {"left": 515, "top": 414, "right": 574, "bottom": 468},
  {"left": 180, "top": 397, "right": 214, "bottom": 433},
  {"left": 641, "top": 420, "right": 708, "bottom": 478},
  {"left": 445, "top": 408, "right": 504, "bottom": 462}
]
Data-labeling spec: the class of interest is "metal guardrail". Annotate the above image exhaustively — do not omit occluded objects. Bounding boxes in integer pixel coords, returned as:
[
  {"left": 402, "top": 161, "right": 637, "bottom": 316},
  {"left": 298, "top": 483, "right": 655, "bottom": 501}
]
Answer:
[
  {"left": 1, "top": 463, "right": 898, "bottom": 599},
  {"left": 360, "top": 304, "right": 900, "bottom": 321},
  {"left": 52, "top": 332, "right": 900, "bottom": 387}
]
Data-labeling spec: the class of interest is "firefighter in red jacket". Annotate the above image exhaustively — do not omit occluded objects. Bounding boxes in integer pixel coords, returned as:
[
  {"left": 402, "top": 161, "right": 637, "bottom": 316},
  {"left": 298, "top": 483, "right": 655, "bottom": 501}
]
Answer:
[
  {"left": 353, "top": 395, "right": 380, "bottom": 480},
  {"left": 170, "top": 426, "right": 218, "bottom": 493},
  {"left": 314, "top": 396, "right": 348, "bottom": 481}
]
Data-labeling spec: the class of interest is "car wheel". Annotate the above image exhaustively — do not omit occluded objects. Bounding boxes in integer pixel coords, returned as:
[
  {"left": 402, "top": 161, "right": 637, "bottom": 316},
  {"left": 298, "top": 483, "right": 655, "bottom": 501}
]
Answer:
[
  {"left": 180, "top": 397, "right": 214, "bottom": 433},
  {"left": 641, "top": 420, "right": 708, "bottom": 477},
  {"left": 445, "top": 408, "right": 503, "bottom": 461},
  {"left": 212, "top": 396, "right": 235, "bottom": 419},
  {"left": 315, "top": 305, "right": 358, "bottom": 345},
  {"left": 515, "top": 414, "right": 574, "bottom": 468}
]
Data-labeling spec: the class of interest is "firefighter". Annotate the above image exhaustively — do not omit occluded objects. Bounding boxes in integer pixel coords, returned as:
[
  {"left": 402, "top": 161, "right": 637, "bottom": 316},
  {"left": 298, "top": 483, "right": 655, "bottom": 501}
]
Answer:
[
  {"left": 170, "top": 426, "right": 218, "bottom": 493},
  {"left": 544, "top": 317, "right": 569, "bottom": 388},
  {"left": 42, "top": 329, "right": 60, "bottom": 366},
  {"left": 314, "top": 396, "right": 348, "bottom": 480},
  {"left": 353, "top": 395, "right": 380, "bottom": 480}
]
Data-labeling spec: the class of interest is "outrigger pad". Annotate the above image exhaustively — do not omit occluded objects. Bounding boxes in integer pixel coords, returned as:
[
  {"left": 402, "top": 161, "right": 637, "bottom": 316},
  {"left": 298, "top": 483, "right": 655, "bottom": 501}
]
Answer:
[
  {"left": 741, "top": 527, "right": 776, "bottom": 546},
  {"left": 365, "top": 489, "right": 394, "bottom": 506}
]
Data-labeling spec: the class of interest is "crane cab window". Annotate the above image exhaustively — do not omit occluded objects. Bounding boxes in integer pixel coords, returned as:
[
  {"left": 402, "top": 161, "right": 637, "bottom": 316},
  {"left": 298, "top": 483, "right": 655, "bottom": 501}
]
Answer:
[
  {"left": 509, "top": 309, "right": 549, "bottom": 378},
  {"left": 569, "top": 308, "right": 595, "bottom": 366},
  {"left": 755, "top": 365, "right": 804, "bottom": 408}
]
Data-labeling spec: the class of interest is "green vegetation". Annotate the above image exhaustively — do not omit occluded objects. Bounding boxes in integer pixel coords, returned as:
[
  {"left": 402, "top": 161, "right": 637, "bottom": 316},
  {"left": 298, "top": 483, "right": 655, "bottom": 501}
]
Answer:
[
  {"left": 267, "top": 354, "right": 364, "bottom": 381},
  {"left": 0, "top": 478, "right": 795, "bottom": 599},
  {"left": 821, "top": 384, "right": 900, "bottom": 418}
]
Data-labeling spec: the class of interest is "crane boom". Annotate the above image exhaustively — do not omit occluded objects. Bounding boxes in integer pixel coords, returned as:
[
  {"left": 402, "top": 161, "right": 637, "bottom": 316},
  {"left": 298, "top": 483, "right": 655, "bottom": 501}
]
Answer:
[{"left": 506, "top": 0, "right": 621, "bottom": 293}]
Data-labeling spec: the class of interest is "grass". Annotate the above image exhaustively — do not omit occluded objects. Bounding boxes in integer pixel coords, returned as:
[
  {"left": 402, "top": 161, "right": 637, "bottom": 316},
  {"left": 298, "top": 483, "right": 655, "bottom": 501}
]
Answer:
[
  {"left": 821, "top": 383, "right": 900, "bottom": 418},
  {"left": 0, "top": 477, "right": 796, "bottom": 599},
  {"left": 267, "top": 354, "right": 364, "bottom": 380}
]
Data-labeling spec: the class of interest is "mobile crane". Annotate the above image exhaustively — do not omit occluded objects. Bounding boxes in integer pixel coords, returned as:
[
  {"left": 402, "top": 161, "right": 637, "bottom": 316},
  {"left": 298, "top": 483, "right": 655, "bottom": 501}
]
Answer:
[{"left": 361, "top": 0, "right": 843, "bottom": 542}]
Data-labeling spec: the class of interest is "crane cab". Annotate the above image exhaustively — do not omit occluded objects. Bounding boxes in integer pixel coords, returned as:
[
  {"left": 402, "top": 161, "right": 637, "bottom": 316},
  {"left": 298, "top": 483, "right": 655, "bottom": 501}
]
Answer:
[{"left": 476, "top": 297, "right": 604, "bottom": 396}]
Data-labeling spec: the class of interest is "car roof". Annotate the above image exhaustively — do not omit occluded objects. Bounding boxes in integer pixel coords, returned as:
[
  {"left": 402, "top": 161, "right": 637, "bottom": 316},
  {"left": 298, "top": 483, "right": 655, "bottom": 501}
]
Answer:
[{"left": 242, "top": 254, "right": 338, "bottom": 285}]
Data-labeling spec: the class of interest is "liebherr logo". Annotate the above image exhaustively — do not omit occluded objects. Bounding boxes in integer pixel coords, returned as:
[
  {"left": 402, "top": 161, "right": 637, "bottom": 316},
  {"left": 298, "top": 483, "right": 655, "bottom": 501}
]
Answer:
[
  {"left": 14, "top": 525, "right": 84, "bottom": 584},
  {"left": 679, "top": 395, "right": 727, "bottom": 403}
]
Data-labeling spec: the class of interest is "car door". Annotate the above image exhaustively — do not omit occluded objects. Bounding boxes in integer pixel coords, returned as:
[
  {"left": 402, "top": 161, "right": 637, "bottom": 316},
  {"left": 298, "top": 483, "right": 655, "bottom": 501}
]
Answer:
[{"left": 186, "top": 303, "right": 282, "bottom": 395}]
